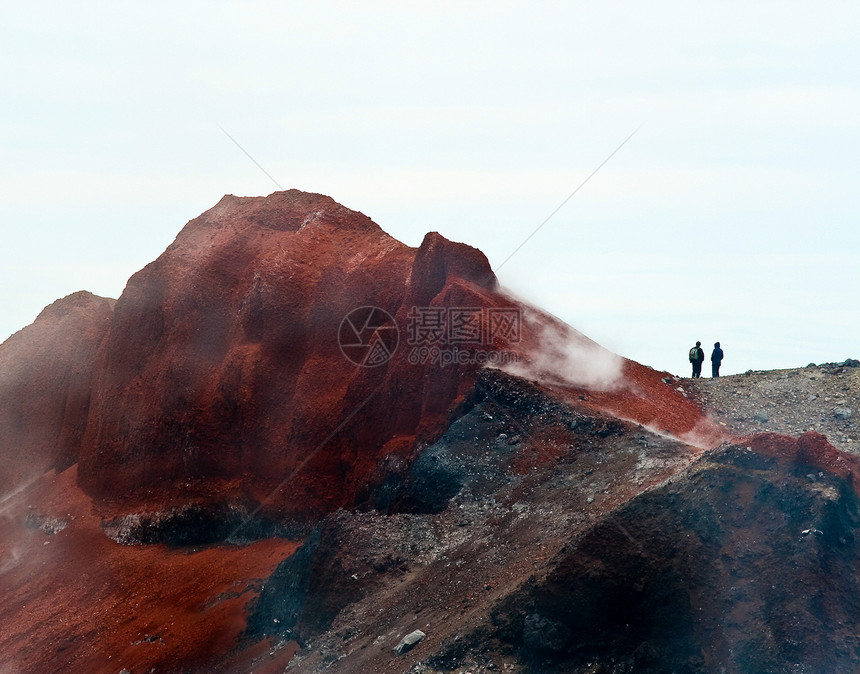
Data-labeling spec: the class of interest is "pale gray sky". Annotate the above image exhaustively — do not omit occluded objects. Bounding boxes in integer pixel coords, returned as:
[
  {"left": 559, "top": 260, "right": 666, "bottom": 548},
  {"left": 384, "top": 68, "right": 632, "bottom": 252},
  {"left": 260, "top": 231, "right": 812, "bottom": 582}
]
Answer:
[{"left": 2, "top": 2, "right": 858, "bottom": 376}]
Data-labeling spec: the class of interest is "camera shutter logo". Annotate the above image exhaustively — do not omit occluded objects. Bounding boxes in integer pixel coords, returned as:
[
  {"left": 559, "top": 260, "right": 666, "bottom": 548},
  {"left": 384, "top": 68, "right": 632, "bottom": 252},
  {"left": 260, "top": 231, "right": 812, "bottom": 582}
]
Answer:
[{"left": 338, "top": 306, "right": 400, "bottom": 367}]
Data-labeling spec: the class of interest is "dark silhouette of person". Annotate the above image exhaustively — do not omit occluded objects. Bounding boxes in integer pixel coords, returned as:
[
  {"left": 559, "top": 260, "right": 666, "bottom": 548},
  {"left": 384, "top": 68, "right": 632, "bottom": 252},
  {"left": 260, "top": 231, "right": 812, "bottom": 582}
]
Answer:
[
  {"left": 711, "top": 342, "right": 724, "bottom": 377},
  {"left": 689, "top": 341, "right": 705, "bottom": 378}
]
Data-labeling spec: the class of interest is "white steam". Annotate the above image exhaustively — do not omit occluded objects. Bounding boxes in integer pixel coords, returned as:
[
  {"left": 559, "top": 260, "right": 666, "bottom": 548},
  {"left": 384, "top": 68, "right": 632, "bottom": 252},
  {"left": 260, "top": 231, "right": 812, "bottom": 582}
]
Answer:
[
  {"left": 0, "top": 474, "right": 41, "bottom": 516},
  {"left": 0, "top": 540, "right": 23, "bottom": 575},
  {"left": 498, "top": 306, "right": 624, "bottom": 391},
  {"left": 678, "top": 417, "right": 729, "bottom": 450}
]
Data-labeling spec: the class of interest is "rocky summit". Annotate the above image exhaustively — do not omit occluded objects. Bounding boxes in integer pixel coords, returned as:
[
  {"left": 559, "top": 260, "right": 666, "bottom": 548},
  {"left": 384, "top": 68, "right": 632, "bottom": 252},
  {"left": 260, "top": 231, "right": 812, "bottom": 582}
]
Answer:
[{"left": 0, "top": 190, "right": 857, "bottom": 673}]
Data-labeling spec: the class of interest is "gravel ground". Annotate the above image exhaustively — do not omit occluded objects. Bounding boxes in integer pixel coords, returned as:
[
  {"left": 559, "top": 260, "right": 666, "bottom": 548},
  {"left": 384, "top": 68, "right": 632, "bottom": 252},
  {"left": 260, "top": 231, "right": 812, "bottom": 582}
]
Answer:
[{"left": 683, "top": 361, "right": 859, "bottom": 453}]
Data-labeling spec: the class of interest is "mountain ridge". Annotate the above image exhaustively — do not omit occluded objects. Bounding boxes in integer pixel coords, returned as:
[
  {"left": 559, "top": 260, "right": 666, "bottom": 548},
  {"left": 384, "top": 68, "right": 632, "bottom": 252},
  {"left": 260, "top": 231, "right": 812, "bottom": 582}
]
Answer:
[{"left": 0, "top": 190, "right": 857, "bottom": 673}]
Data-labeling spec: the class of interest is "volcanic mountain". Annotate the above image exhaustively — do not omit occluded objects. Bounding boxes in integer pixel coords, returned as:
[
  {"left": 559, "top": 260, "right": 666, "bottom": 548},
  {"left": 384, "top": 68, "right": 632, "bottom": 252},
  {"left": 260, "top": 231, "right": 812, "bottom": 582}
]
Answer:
[{"left": 0, "top": 190, "right": 857, "bottom": 673}]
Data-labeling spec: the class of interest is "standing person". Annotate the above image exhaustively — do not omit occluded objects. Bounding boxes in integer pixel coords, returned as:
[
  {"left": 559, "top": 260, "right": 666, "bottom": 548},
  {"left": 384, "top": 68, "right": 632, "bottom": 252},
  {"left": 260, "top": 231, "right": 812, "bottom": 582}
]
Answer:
[
  {"left": 711, "top": 342, "right": 724, "bottom": 377},
  {"left": 689, "top": 341, "right": 705, "bottom": 378}
]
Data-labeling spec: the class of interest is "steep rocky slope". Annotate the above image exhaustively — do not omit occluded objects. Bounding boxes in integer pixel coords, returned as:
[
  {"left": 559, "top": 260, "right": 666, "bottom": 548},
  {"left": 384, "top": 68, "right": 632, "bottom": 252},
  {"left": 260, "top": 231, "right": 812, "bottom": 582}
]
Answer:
[
  {"left": 1, "top": 189, "right": 857, "bottom": 673},
  {"left": 236, "top": 371, "right": 860, "bottom": 674},
  {"left": 77, "top": 190, "right": 516, "bottom": 522},
  {"left": 0, "top": 290, "right": 114, "bottom": 493}
]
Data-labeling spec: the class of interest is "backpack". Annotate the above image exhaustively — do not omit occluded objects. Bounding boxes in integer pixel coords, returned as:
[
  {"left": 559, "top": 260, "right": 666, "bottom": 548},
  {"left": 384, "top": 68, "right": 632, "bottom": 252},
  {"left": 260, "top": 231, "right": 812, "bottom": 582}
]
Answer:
[{"left": 689, "top": 347, "right": 700, "bottom": 362}]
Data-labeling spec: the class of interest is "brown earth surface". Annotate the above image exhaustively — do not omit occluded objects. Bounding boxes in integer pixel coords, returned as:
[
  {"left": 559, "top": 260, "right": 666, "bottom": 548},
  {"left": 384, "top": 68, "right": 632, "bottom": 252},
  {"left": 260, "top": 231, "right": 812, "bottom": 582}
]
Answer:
[{"left": 0, "top": 465, "right": 300, "bottom": 673}]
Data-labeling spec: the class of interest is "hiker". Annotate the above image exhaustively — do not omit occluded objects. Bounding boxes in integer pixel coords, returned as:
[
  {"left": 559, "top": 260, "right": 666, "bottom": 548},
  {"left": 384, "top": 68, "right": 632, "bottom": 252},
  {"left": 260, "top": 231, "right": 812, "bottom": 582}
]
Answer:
[
  {"left": 689, "top": 341, "right": 705, "bottom": 378},
  {"left": 711, "top": 342, "right": 724, "bottom": 377}
]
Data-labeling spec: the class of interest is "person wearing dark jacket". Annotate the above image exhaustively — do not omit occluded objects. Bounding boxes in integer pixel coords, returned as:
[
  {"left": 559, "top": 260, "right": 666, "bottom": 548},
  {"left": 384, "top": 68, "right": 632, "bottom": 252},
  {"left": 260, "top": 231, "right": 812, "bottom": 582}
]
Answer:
[
  {"left": 689, "top": 341, "right": 705, "bottom": 378},
  {"left": 711, "top": 342, "right": 724, "bottom": 377}
]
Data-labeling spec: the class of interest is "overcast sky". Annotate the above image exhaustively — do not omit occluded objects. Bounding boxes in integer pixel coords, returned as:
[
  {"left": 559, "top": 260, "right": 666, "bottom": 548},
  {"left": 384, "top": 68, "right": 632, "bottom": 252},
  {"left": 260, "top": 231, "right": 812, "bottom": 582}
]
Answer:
[{"left": 2, "top": 2, "right": 858, "bottom": 376}]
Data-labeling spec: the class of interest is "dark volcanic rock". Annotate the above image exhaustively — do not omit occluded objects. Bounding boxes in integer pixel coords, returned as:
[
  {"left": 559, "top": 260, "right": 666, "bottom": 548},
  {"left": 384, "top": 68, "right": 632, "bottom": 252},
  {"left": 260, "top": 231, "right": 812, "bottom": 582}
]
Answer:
[
  {"left": 246, "top": 526, "right": 323, "bottom": 640},
  {"left": 485, "top": 436, "right": 860, "bottom": 673},
  {"left": 385, "top": 369, "right": 623, "bottom": 515},
  {"left": 101, "top": 501, "right": 295, "bottom": 546},
  {"left": 247, "top": 509, "right": 439, "bottom": 645}
]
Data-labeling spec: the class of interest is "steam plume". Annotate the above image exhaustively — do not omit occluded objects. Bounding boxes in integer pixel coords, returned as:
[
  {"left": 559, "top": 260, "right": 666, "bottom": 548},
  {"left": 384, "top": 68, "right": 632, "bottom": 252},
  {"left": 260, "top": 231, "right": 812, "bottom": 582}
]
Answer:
[{"left": 498, "top": 305, "right": 624, "bottom": 391}]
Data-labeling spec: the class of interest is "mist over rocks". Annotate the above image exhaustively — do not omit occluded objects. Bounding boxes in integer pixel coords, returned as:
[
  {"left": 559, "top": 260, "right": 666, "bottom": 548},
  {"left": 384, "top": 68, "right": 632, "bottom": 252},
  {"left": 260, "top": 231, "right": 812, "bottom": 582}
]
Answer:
[
  {"left": 499, "top": 305, "right": 624, "bottom": 391},
  {"left": 5, "top": 189, "right": 857, "bottom": 672},
  {"left": 0, "top": 190, "right": 720, "bottom": 527},
  {"left": 71, "top": 189, "right": 701, "bottom": 522},
  {"left": 0, "top": 188, "right": 714, "bottom": 524},
  {"left": 0, "top": 290, "right": 114, "bottom": 494}
]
